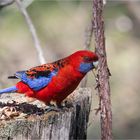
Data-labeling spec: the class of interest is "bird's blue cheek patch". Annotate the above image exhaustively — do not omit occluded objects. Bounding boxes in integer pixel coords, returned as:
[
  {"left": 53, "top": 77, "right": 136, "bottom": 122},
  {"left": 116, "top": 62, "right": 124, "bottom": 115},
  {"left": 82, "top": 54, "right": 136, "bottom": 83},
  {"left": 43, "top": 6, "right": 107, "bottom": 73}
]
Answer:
[{"left": 78, "top": 63, "right": 94, "bottom": 73}]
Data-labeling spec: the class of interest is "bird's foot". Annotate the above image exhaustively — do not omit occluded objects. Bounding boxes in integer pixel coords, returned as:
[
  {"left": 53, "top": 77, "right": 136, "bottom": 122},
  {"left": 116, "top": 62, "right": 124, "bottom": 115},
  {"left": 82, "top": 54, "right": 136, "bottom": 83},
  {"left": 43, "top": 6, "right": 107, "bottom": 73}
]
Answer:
[
  {"left": 44, "top": 100, "right": 73, "bottom": 113},
  {"left": 62, "top": 100, "right": 73, "bottom": 108},
  {"left": 44, "top": 105, "right": 62, "bottom": 113}
]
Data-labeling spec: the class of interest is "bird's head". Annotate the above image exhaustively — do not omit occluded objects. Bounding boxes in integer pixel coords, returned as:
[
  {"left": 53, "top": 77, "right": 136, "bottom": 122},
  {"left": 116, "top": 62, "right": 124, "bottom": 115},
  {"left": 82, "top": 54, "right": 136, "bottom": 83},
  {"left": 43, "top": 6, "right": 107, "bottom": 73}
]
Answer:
[{"left": 69, "top": 50, "right": 99, "bottom": 74}]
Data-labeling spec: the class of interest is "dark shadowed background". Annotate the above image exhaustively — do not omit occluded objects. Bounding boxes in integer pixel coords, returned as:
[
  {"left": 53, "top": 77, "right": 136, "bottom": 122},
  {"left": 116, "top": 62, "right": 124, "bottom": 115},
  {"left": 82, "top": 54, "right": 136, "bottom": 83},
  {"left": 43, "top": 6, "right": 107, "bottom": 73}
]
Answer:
[{"left": 0, "top": 0, "right": 140, "bottom": 139}]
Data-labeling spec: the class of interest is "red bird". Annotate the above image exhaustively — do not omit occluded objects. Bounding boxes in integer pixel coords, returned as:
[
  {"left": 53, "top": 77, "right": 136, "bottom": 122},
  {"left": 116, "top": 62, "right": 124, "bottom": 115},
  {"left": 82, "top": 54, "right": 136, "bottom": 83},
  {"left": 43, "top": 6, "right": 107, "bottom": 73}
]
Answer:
[{"left": 0, "top": 50, "right": 98, "bottom": 107}]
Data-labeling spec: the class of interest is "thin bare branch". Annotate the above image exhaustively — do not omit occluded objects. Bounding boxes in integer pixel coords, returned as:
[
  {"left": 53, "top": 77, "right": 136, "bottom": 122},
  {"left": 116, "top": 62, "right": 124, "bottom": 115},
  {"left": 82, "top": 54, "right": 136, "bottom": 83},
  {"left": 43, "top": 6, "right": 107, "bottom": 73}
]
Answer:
[
  {"left": 15, "top": 0, "right": 46, "bottom": 64},
  {"left": 92, "top": 0, "right": 112, "bottom": 140},
  {"left": 0, "top": 0, "right": 14, "bottom": 7}
]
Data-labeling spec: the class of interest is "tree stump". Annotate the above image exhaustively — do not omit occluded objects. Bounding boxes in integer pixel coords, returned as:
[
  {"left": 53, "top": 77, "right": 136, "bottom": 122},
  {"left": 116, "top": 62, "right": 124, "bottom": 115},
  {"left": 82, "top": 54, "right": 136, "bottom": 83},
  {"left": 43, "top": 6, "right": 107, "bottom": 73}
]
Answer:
[{"left": 0, "top": 88, "right": 92, "bottom": 140}]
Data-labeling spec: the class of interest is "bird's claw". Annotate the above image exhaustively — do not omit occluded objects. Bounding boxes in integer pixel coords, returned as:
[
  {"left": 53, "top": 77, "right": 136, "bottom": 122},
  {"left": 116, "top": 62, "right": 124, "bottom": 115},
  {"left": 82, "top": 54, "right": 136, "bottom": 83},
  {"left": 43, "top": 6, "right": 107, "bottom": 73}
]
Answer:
[
  {"left": 63, "top": 100, "right": 73, "bottom": 108},
  {"left": 44, "top": 106, "right": 62, "bottom": 113},
  {"left": 44, "top": 101, "right": 73, "bottom": 113}
]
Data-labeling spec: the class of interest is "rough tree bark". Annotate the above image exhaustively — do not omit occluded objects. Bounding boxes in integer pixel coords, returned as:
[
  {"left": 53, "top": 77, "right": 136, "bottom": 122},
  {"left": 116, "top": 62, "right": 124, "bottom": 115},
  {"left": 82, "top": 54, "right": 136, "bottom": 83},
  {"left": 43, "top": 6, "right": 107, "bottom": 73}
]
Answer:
[
  {"left": 92, "top": 0, "right": 112, "bottom": 140},
  {"left": 0, "top": 88, "right": 91, "bottom": 140}
]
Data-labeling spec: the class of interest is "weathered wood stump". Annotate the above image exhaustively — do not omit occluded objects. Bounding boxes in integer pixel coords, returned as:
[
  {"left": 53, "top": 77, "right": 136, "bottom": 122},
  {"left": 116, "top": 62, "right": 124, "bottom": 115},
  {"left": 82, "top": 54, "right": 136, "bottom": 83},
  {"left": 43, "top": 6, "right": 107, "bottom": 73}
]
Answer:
[{"left": 0, "top": 88, "right": 91, "bottom": 140}]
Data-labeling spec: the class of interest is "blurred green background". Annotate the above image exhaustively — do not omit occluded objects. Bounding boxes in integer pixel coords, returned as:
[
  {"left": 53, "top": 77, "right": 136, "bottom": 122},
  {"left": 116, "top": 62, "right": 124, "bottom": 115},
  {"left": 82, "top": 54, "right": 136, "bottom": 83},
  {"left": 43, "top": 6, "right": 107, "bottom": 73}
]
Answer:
[{"left": 0, "top": 0, "right": 140, "bottom": 139}]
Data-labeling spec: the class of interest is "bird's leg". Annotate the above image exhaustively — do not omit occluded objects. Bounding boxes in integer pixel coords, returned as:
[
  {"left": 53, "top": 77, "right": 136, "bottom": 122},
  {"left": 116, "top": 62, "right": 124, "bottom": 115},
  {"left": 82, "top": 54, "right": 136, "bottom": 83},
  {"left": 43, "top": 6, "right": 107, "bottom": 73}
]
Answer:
[
  {"left": 24, "top": 92, "right": 37, "bottom": 103},
  {"left": 62, "top": 99, "right": 73, "bottom": 108},
  {"left": 25, "top": 96, "right": 36, "bottom": 103},
  {"left": 44, "top": 101, "right": 62, "bottom": 113}
]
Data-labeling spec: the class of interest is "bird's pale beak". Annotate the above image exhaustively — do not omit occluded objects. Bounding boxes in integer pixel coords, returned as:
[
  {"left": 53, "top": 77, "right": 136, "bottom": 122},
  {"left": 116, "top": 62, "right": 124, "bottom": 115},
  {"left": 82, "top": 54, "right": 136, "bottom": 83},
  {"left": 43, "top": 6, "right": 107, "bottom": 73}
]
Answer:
[{"left": 93, "top": 61, "right": 99, "bottom": 69}]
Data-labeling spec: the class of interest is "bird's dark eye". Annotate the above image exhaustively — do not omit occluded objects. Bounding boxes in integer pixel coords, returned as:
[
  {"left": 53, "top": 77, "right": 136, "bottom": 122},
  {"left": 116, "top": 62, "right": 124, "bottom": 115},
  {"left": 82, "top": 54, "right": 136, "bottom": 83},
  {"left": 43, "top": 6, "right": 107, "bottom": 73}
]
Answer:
[{"left": 83, "top": 56, "right": 91, "bottom": 62}]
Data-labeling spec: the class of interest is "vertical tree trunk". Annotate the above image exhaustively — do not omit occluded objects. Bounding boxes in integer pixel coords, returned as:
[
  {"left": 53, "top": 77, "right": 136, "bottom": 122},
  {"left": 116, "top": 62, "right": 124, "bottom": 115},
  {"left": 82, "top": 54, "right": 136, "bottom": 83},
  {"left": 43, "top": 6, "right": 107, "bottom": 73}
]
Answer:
[{"left": 92, "top": 0, "right": 112, "bottom": 140}]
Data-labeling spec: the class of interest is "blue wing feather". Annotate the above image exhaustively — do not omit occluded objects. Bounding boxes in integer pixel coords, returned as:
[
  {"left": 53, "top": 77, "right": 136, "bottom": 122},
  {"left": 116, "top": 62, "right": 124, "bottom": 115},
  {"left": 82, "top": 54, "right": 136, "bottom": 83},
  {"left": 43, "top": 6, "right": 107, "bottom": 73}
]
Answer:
[{"left": 15, "top": 69, "right": 58, "bottom": 91}]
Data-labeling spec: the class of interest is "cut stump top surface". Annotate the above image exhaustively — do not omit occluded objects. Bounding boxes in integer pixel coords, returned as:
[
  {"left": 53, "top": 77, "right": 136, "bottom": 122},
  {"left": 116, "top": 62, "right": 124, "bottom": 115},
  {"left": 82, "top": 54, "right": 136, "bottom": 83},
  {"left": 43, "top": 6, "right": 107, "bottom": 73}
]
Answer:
[{"left": 0, "top": 88, "right": 92, "bottom": 140}]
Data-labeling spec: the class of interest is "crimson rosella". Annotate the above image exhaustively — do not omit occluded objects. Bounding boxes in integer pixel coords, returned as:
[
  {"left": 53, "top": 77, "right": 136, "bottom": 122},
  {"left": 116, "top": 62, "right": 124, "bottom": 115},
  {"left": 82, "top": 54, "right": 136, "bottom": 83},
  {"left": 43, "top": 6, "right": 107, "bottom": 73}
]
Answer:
[{"left": 0, "top": 50, "right": 98, "bottom": 107}]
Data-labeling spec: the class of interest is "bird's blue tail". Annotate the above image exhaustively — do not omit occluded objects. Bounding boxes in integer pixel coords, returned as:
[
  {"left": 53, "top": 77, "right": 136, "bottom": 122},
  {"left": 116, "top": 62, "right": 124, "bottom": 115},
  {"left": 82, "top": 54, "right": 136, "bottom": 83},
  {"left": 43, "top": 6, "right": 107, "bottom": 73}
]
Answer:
[{"left": 0, "top": 86, "right": 17, "bottom": 94}]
